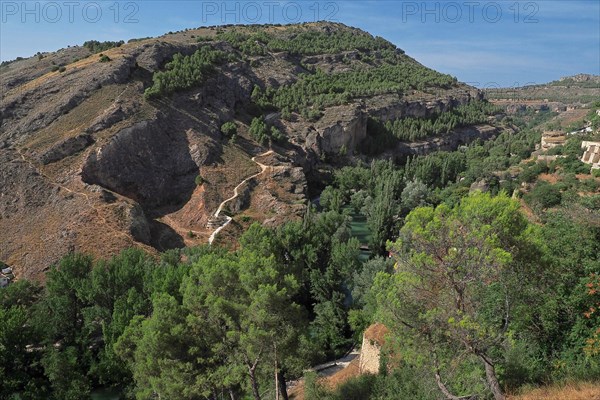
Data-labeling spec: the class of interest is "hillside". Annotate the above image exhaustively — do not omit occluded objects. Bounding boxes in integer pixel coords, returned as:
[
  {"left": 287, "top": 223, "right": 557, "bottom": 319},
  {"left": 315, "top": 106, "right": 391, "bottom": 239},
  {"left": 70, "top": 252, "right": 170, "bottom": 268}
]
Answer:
[
  {"left": 2, "top": 22, "right": 600, "bottom": 400},
  {"left": 0, "top": 22, "right": 490, "bottom": 281},
  {"left": 485, "top": 73, "right": 600, "bottom": 107}
]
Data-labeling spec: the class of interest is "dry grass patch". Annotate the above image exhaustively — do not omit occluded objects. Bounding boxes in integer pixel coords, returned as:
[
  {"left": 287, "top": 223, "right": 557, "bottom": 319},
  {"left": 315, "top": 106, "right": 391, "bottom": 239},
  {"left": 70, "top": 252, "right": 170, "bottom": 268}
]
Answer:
[{"left": 509, "top": 382, "right": 600, "bottom": 400}]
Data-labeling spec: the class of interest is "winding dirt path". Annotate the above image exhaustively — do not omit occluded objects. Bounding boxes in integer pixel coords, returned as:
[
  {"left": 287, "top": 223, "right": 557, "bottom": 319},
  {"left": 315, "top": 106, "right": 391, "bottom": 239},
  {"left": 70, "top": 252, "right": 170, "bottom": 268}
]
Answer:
[{"left": 208, "top": 150, "right": 278, "bottom": 244}]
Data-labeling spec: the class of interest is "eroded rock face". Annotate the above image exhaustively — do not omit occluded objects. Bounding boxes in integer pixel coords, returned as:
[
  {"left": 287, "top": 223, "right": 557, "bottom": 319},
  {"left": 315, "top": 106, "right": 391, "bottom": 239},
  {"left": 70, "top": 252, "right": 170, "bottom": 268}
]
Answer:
[
  {"left": 368, "top": 90, "right": 483, "bottom": 122},
  {"left": 40, "top": 134, "right": 94, "bottom": 165},
  {"left": 81, "top": 118, "right": 199, "bottom": 210},
  {"left": 316, "top": 104, "right": 367, "bottom": 155},
  {"left": 394, "top": 125, "right": 499, "bottom": 156}
]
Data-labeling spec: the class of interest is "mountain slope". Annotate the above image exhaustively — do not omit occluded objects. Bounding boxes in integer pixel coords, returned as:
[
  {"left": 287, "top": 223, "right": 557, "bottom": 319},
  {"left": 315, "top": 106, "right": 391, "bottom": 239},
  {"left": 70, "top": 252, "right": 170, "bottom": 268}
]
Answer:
[{"left": 0, "top": 22, "right": 486, "bottom": 280}]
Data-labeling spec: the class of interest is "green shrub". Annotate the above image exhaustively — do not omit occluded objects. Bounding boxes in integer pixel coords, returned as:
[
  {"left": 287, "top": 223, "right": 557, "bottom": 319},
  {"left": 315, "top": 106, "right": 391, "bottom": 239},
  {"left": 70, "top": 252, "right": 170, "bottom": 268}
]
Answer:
[
  {"left": 519, "top": 162, "right": 548, "bottom": 183},
  {"left": 526, "top": 182, "right": 562, "bottom": 209},
  {"left": 195, "top": 175, "right": 204, "bottom": 186},
  {"left": 580, "top": 177, "right": 599, "bottom": 192},
  {"left": 51, "top": 66, "right": 59, "bottom": 72},
  {"left": 270, "top": 126, "right": 285, "bottom": 143},
  {"left": 144, "top": 46, "right": 226, "bottom": 99},
  {"left": 249, "top": 116, "right": 270, "bottom": 145},
  {"left": 58, "top": 66, "right": 66, "bottom": 73},
  {"left": 83, "top": 40, "right": 124, "bottom": 54},
  {"left": 555, "top": 155, "right": 590, "bottom": 174},
  {"left": 220, "top": 121, "right": 237, "bottom": 136},
  {"left": 579, "top": 194, "right": 600, "bottom": 210},
  {"left": 546, "top": 145, "right": 563, "bottom": 155},
  {"left": 99, "top": 54, "right": 111, "bottom": 63},
  {"left": 593, "top": 169, "right": 600, "bottom": 178}
]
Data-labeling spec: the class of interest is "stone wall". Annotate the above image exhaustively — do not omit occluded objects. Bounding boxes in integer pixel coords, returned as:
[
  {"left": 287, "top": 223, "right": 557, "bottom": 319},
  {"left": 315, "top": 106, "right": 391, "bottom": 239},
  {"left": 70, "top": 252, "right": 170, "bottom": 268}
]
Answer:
[{"left": 359, "top": 323, "right": 389, "bottom": 374}]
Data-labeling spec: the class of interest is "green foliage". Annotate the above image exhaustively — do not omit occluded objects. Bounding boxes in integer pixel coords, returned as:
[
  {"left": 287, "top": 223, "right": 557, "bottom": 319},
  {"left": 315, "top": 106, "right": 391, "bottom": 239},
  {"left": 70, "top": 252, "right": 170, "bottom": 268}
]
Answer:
[
  {"left": 270, "top": 126, "right": 285, "bottom": 143},
  {"left": 117, "top": 245, "right": 308, "bottom": 399},
  {"left": 82, "top": 40, "right": 124, "bottom": 54},
  {"left": 98, "top": 54, "right": 111, "bottom": 63},
  {"left": 249, "top": 116, "right": 270, "bottom": 145},
  {"left": 220, "top": 121, "right": 237, "bottom": 136},
  {"left": 217, "top": 26, "right": 457, "bottom": 121},
  {"left": 553, "top": 154, "right": 590, "bottom": 174},
  {"left": 301, "top": 364, "right": 437, "bottom": 400},
  {"left": 195, "top": 175, "right": 204, "bottom": 186},
  {"left": 254, "top": 65, "right": 457, "bottom": 119},
  {"left": 400, "top": 179, "right": 431, "bottom": 211},
  {"left": 58, "top": 66, "right": 66, "bottom": 73},
  {"left": 144, "top": 46, "right": 226, "bottom": 98},
  {"left": 369, "top": 101, "right": 500, "bottom": 144},
  {"left": 401, "top": 125, "right": 539, "bottom": 191},
  {"left": 217, "top": 27, "right": 397, "bottom": 57},
  {"left": 519, "top": 161, "right": 549, "bottom": 183},
  {"left": 525, "top": 182, "right": 562, "bottom": 209},
  {"left": 249, "top": 116, "right": 286, "bottom": 145},
  {"left": 42, "top": 346, "right": 92, "bottom": 399},
  {"left": 365, "top": 162, "right": 403, "bottom": 254},
  {"left": 377, "top": 193, "right": 543, "bottom": 399},
  {"left": 320, "top": 186, "right": 345, "bottom": 213}
]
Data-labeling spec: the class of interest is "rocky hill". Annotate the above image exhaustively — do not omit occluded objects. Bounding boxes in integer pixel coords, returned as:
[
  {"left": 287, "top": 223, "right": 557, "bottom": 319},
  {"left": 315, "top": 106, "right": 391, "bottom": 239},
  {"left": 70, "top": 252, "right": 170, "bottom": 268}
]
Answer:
[
  {"left": 485, "top": 73, "right": 600, "bottom": 108},
  {"left": 0, "top": 22, "right": 490, "bottom": 281}
]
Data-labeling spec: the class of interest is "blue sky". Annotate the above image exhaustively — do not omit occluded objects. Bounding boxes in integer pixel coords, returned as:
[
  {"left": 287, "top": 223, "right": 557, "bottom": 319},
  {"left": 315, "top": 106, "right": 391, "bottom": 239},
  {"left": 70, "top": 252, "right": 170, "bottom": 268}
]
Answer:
[{"left": 1, "top": 0, "right": 599, "bottom": 87}]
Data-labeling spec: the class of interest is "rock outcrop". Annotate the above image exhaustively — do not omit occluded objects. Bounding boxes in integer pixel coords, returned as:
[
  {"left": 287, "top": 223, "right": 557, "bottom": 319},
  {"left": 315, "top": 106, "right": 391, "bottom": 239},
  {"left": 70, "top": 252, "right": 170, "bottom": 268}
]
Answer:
[
  {"left": 312, "top": 104, "right": 368, "bottom": 155},
  {"left": 40, "top": 134, "right": 94, "bottom": 165},
  {"left": 393, "top": 124, "right": 499, "bottom": 156},
  {"left": 81, "top": 118, "right": 199, "bottom": 210}
]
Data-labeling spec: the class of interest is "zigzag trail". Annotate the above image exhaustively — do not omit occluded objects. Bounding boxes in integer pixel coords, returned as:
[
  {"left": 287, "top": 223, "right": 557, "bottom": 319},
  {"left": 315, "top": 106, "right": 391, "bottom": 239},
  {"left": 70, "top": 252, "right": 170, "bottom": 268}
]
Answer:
[{"left": 208, "top": 150, "right": 283, "bottom": 245}]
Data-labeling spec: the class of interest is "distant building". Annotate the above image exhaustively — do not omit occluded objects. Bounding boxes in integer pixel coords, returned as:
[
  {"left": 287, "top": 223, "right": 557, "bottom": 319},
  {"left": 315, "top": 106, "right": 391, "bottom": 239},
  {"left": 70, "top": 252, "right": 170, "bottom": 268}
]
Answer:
[
  {"left": 541, "top": 131, "right": 566, "bottom": 150},
  {"left": 581, "top": 141, "right": 600, "bottom": 170}
]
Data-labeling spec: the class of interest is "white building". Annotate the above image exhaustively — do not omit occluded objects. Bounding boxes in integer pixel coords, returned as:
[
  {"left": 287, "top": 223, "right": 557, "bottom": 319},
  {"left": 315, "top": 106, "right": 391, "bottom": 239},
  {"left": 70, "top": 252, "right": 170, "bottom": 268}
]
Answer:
[{"left": 581, "top": 141, "right": 600, "bottom": 170}]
